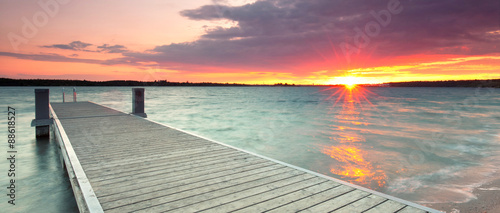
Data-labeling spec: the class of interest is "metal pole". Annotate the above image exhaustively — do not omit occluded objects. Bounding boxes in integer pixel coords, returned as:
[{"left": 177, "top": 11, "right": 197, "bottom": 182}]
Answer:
[
  {"left": 132, "top": 88, "right": 147, "bottom": 117},
  {"left": 73, "top": 87, "right": 77, "bottom": 102},
  {"left": 34, "top": 89, "right": 50, "bottom": 137}
]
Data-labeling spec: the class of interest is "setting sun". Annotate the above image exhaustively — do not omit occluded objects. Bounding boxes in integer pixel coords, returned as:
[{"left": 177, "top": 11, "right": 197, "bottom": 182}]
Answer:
[
  {"left": 343, "top": 76, "right": 358, "bottom": 89},
  {"left": 328, "top": 76, "right": 364, "bottom": 89}
]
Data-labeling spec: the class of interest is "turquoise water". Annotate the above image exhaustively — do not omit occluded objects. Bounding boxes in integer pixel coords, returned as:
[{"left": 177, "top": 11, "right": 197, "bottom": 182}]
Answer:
[
  {"left": 1, "top": 86, "right": 499, "bottom": 211},
  {"left": 0, "top": 87, "right": 78, "bottom": 212}
]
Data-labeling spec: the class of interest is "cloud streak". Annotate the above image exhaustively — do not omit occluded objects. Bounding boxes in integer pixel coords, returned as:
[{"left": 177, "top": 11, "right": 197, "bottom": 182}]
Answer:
[
  {"left": 0, "top": 51, "right": 140, "bottom": 67},
  {"left": 0, "top": 51, "right": 101, "bottom": 64},
  {"left": 41, "top": 41, "right": 129, "bottom": 53},
  {"left": 41, "top": 41, "right": 92, "bottom": 51},
  {"left": 97, "top": 44, "right": 128, "bottom": 53}
]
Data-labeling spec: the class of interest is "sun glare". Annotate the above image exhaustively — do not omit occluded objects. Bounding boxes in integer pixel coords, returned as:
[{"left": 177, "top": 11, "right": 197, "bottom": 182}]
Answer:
[
  {"left": 327, "top": 76, "right": 366, "bottom": 89},
  {"left": 342, "top": 76, "right": 359, "bottom": 89}
]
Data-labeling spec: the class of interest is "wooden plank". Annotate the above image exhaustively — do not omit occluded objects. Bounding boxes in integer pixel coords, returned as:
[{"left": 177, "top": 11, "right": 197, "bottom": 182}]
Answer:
[
  {"left": 333, "top": 194, "right": 387, "bottom": 213},
  {"left": 233, "top": 179, "right": 340, "bottom": 213},
  {"left": 364, "top": 199, "right": 407, "bottom": 213},
  {"left": 266, "top": 185, "right": 356, "bottom": 212},
  {"left": 300, "top": 189, "right": 371, "bottom": 212},
  {"left": 196, "top": 176, "right": 327, "bottom": 212}
]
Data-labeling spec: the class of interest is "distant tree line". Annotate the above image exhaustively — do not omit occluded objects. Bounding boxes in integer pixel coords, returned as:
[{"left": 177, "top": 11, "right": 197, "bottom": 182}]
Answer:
[
  {"left": 274, "top": 83, "right": 296, "bottom": 86},
  {"left": 0, "top": 78, "right": 250, "bottom": 87},
  {"left": 1, "top": 78, "right": 499, "bottom": 88},
  {"left": 387, "top": 79, "right": 500, "bottom": 88}
]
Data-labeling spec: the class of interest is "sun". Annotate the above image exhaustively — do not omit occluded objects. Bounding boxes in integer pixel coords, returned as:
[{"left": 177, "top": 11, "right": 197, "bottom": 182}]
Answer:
[
  {"left": 339, "top": 76, "right": 359, "bottom": 90},
  {"left": 325, "top": 75, "right": 378, "bottom": 88}
]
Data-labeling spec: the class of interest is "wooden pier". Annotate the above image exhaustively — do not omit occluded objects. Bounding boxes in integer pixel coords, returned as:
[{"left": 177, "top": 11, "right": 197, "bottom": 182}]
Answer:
[{"left": 48, "top": 99, "right": 440, "bottom": 212}]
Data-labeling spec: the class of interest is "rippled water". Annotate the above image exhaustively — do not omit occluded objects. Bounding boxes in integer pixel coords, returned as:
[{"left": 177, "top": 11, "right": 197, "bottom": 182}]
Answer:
[{"left": 1, "top": 86, "right": 499, "bottom": 211}]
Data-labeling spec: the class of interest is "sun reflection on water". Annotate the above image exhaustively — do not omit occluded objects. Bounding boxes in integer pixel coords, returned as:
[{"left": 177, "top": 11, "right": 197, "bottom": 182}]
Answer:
[{"left": 320, "top": 85, "right": 387, "bottom": 188}]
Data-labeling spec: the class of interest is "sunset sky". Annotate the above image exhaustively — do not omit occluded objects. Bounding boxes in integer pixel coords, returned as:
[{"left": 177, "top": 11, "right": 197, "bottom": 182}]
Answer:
[{"left": 1, "top": 0, "right": 499, "bottom": 84}]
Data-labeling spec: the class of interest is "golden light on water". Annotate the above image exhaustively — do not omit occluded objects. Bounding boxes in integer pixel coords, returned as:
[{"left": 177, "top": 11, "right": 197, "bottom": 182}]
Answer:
[{"left": 320, "top": 85, "right": 387, "bottom": 188}]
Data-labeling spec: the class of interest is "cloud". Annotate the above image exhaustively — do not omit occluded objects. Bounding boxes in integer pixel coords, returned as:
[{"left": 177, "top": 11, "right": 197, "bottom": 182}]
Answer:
[
  {"left": 0, "top": 51, "right": 101, "bottom": 64},
  {"left": 0, "top": 51, "right": 142, "bottom": 67},
  {"left": 41, "top": 41, "right": 93, "bottom": 51},
  {"left": 129, "top": 0, "right": 500, "bottom": 73},
  {"left": 97, "top": 44, "right": 128, "bottom": 53},
  {"left": 41, "top": 41, "right": 129, "bottom": 53}
]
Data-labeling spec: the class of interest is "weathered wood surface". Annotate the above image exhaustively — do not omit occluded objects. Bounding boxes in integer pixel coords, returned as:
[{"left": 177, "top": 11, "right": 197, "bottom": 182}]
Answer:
[{"left": 50, "top": 101, "right": 439, "bottom": 213}]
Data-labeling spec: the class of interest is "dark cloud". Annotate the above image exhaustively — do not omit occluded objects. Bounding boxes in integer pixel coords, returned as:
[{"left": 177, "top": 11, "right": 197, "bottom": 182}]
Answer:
[
  {"left": 132, "top": 0, "right": 500, "bottom": 73},
  {"left": 97, "top": 44, "right": 128, "bottom": 53},
  {"left": 41, "top": 41, "right": 93, "bottom": 51}
]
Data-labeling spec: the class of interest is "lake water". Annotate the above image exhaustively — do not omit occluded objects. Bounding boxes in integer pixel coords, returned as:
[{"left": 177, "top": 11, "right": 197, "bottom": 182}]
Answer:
[{"left": 1, "top": 86, "right": 499, "bottom": 211}]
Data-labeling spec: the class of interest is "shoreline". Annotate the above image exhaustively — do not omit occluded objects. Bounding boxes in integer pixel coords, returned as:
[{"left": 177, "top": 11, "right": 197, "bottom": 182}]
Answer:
[{"left": 427, "top": 178, "right": 500, "bottom": 213}]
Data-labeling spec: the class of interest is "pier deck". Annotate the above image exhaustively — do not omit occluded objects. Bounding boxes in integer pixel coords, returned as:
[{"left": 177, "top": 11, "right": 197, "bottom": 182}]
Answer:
[{"left": 50, "top": 101, "right": 439, "bottom": 213}]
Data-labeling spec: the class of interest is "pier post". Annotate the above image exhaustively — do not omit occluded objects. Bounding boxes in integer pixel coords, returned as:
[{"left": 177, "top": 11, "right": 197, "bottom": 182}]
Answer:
[
  {"left": 73, "top": 87, "right": 77, "bottom": 102},
  {"left": 132, "top": 88, "right": 147, "bottom": 118},
  {"left": 34, "top": 89, "right": 50, "bottom": 137},
  {"left": 62, "top": 87, "right": 65, "bottom": 103}
]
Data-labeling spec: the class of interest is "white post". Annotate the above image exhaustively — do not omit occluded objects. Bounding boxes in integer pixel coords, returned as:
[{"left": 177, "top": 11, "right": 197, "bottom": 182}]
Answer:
[{"left": 73, "top": 87, "right": 77, "bottom": 102}]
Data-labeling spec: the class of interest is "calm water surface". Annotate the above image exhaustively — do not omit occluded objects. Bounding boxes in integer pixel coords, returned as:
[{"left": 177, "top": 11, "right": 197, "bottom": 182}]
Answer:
[{"left": 1, "top": 86, "right": 499, "bottom": 211}]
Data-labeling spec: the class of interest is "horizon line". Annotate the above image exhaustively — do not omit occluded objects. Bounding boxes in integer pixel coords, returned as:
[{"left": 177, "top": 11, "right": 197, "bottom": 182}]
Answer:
[{"left": 1, "top": 77, "right": 500, "bottom": 86}]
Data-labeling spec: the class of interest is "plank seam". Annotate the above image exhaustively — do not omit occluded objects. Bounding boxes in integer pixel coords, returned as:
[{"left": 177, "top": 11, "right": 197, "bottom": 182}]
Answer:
[
  {"left": 394, "top": 205, "right": 412, "bottom": 213},
  {"left": 361, "top": 199, "right": 389, "bottom": 213}
]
